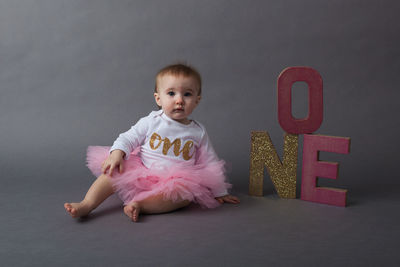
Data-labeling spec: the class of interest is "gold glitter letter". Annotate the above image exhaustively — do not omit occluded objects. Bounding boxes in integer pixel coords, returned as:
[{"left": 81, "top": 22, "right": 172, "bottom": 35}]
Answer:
[
  {"left": 249, "top": 131, "right": 298, "bottom": 198},
  {"left": 162, "top": 137, "right": 182, "bottom": 156},
  {"left": 181, "top": 141, "right": 194, "bottom": 160},
  {"left": 149, "top": 133, "right": 162, "bottom": 150}
]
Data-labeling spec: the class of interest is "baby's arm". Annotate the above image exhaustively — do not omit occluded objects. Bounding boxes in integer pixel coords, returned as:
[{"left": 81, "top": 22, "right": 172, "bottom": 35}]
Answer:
[
  {"left": 101, "top": 149, "right": 125, "bottom": 176},
  {"left": 195, "top": 124, "right": 240, "bottom": 204},
  {"left": 109, "top": 116, "right": 149, "bottom": 160},
  {"left": 103, "top": 115, "right": 150, "bottom": 176}
]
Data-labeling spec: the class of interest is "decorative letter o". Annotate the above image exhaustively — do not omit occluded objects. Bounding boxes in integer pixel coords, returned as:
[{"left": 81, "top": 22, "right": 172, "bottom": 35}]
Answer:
[{"left": 278, "top": 67, "right": 323, "bottom": 134}]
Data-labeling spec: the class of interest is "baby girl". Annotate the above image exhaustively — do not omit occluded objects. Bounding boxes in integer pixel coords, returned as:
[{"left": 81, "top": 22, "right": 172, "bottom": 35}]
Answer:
[{"left": 64, "top": 63, "right": 240, "bottom": 222}]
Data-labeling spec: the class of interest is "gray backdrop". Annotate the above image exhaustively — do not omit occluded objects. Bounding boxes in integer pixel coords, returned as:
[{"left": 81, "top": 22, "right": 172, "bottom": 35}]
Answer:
[{"left": 1, "top": 0, "right": 399, "bottom": 266}]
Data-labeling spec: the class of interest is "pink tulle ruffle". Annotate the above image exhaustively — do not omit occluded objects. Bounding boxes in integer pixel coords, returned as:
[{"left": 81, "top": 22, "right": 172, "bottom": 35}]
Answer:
[{"left": 86, "top": 146, "right": 231, "bottom": 208}]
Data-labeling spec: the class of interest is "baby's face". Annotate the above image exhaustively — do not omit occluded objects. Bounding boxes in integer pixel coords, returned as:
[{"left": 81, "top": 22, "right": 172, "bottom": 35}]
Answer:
[{"left": 154, "top": 74, "right": 201, "bottom": 124}]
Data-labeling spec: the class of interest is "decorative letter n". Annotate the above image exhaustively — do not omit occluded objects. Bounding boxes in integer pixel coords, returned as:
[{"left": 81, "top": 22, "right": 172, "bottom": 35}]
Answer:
[{"left": 249, "top": 131, "right": 298, "bottom": 198}]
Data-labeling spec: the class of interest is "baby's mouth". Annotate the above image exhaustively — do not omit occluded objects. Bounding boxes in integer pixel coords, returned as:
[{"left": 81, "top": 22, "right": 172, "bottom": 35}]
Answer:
[{"left": 173, "top": 107, "right": 184, "bottom": 112}]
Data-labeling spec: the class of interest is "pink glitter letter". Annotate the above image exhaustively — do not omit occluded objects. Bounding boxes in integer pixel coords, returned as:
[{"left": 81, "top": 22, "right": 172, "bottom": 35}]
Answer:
[
  {"left": 278, "top": 67, "right": 323, "bottom": 134},
  {"left": 301, "top": 134, "right": 351, "bottom": 207}
]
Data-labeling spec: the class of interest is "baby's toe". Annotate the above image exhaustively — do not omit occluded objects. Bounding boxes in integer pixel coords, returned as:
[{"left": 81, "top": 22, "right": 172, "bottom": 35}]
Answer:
[
  {"left": 70, "top": 208, "right": 77, "bottom": 217},
  {"left": 133, "top": 211, "right": 139, "bottom": 222}
]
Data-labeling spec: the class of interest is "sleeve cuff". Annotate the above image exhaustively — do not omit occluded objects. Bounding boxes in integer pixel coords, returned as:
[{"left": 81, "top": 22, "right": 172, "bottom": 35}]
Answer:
[
  {"left": 213, "top": 189, "right": 228, "bottom": 197},
  {"left": 109, "top": 146, "right": 130, "bottom": 160}
]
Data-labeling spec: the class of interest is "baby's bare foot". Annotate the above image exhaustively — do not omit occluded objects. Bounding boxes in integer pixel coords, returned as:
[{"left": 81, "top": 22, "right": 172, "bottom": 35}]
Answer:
[
  {"left": 64, "top": 202, "right": 92, "bottom": 218},
  {"left": 124, "top": 202, "right": 141, "bottom": 222}
]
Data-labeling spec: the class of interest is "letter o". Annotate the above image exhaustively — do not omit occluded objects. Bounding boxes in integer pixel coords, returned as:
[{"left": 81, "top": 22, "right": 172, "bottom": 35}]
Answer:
[{"left": 277, "top": 67, "right": 323, "bottom": 134}]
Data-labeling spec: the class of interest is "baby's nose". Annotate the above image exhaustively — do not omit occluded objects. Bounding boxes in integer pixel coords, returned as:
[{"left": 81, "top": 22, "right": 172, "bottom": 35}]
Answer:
[{"left": 176, "top": 95, "right": 184, "bottom": 104}]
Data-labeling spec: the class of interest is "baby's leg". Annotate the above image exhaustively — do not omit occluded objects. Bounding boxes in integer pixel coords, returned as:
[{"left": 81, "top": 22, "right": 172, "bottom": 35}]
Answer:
[
  {"left": 124, "top": 194, "right": 191, "bottom": 222},
  {"left": 64, "top": 174, "right": 114, "bottom": 218}
]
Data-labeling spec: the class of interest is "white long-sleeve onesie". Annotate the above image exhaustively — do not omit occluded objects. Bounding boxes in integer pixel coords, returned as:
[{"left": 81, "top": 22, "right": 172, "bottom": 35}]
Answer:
[{"left": 110, "top": 110, "right": 227, "bottom": 197}]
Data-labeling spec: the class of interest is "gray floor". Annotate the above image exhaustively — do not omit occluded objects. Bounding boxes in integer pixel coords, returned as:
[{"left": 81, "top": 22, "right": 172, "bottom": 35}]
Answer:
[{"left": 2, "top": 163, "right": 399, "bottom": 267}]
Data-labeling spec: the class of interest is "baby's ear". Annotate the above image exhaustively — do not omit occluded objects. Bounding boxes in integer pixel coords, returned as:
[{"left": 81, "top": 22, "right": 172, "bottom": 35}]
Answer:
[
  {"left": 154, "top": 92, "right": 161, "bottom": 106},
  {"left": 196, "top": 95, "right": 201, "bottom": 104}
]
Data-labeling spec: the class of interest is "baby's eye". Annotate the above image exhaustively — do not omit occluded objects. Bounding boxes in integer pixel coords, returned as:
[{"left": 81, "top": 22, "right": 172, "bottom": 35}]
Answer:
[
  {"left": 167, "top": 91, "right": 175, "bottom": 96},
  {"left": 184, "top": 92, "right": 192, "bottom": 97}
]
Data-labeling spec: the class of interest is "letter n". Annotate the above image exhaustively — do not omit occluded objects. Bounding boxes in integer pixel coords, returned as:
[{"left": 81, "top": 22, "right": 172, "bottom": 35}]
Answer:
[{"left": 249, "top": 131, "right": 298, "bottom": 198}]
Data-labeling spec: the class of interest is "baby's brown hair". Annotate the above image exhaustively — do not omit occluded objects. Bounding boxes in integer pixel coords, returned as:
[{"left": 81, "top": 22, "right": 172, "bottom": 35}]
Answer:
[{"left": 155, "top": 63, "right": 202, "bottom": 96}]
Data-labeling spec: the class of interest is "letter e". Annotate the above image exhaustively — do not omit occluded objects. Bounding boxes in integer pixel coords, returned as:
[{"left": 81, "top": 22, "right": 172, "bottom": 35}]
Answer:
[{"left": 301, "top": 134, "right": 350, "bottom": 207}]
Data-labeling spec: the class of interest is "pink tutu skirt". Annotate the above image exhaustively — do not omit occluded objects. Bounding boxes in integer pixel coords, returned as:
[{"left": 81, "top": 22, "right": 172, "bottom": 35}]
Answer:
[{"left": 86, "top": 146, "right": 231, "bottom": 208}]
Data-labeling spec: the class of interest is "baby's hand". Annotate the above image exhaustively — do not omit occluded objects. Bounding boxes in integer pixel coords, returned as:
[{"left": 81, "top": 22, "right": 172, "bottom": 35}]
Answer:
[
  {"left": 101, "top": 149, "right": 125, "bottom": 176},
  {"left": 215, "top": 194, "right": 240, "bottom": 204}
]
